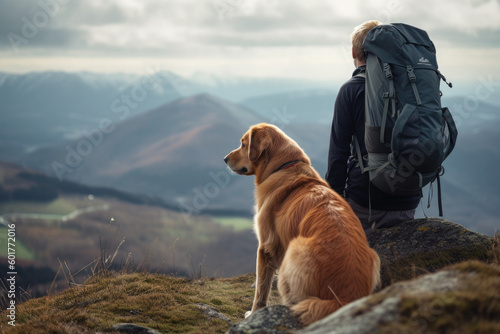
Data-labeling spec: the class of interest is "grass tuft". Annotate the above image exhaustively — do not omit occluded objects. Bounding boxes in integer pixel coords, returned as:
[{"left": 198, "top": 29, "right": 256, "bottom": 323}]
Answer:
[
  {"left": 0, "top": 232, "right": 278, "bottom": 334},
  {"left": 0, "top": 271, "right": 273, "bottom": 334}
]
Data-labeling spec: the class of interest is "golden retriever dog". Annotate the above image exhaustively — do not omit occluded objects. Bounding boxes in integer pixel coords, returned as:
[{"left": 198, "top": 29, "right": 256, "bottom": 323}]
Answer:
[{"left": 224, "top": 123, "right": 380, "bottom": 326}]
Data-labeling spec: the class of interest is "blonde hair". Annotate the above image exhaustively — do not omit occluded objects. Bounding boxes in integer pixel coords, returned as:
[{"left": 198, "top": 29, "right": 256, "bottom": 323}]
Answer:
[{"left": 351, "top": 20, "right": 381, "bottom": 63}]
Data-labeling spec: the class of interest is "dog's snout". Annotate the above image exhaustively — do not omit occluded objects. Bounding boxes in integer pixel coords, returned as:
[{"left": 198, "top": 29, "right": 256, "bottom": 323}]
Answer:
[{"left": 224, "top": 156, "right": 229, "bottom": 164}]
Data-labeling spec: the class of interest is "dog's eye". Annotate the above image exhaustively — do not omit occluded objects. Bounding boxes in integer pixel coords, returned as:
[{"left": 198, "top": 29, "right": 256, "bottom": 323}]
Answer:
[{"left": 241, "top": 143, "right": 245, "bottom": 148}]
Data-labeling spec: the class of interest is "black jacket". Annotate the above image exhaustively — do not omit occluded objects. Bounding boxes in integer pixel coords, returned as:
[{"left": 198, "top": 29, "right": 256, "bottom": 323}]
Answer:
[{"left": 326, "top": 66, "right": 420, "bottom": 211}]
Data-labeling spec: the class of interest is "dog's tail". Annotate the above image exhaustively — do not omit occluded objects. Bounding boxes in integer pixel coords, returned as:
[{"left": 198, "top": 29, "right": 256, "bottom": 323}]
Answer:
[{"left": 291, "top": 297, "right": 343, "bottom": 326}]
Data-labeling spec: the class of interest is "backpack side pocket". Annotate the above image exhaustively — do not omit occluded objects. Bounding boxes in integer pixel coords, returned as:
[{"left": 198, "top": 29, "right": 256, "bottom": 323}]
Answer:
[
  {"left": 442, "top": 107, "right": 458, "bottom": 159},
  {"left": 391, "top": 103, "right": 420, "bottom": 158}
]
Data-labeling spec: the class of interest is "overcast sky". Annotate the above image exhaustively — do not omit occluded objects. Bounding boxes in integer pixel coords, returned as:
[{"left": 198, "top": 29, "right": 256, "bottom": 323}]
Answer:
[{"left": 1, "top": 0, "right": 499, "bottom": 84}]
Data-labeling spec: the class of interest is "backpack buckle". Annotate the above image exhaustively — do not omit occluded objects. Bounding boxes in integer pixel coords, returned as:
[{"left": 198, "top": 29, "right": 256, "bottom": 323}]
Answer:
[
  {"left": 407, "top": 66, "right": 416, "bottom": 82},
  {"left": 383, "top": 63, "right": 393, "bottom": 80}
]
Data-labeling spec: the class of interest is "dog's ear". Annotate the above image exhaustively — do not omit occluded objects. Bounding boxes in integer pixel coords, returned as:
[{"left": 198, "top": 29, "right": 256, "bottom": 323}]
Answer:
[{"left": 248, "top": 126, "right": 270, "bottom": 162}]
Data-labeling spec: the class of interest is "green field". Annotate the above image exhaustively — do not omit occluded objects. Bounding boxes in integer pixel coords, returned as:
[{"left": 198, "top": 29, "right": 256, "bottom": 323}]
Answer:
[
  {"left": 0, "top": 196, "right": 258, "bottom": 287},
  {"left": 0, "top": 198, "right": 77, "bottom": 215},
  {"left": 212, "top": 216, "right": 253, "bottom": 231},
  {"left": 0, "top": 226, "right": 36, "bottom": 260}
]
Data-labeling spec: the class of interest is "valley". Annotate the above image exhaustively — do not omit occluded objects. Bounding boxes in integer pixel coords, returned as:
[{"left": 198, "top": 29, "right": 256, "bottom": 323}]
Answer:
[
  {"left": 0, "top": 162, "right": 256, "bottom": 299},
  {"left": 0, "top": 69, "right": 499, "bottom": 303}
]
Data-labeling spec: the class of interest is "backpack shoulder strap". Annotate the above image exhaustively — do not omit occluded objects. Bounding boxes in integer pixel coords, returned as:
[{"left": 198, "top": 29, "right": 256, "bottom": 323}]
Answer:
[
  {"left": 353, "top": 135, "right": 366, "bottom": 173},
  {"left": 352, "top": 135, "right": 379, "bottom": 174},
  {"left": 351, "top": 70, "right": 366, "bottom": 172}
]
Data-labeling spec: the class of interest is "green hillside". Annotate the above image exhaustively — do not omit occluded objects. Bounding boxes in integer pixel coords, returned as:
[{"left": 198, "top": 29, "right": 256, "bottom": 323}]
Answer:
[
  {"left": 0, "top": 226, "right": 35, "bottom": 260},
  {"left": 0, "top": 162, "right": 256, "bottom": 297}
]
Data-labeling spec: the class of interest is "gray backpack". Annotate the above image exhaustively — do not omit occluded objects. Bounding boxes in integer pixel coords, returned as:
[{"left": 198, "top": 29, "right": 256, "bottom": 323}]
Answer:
[{"left": 355, "top": 23, "right": 458, "bottom": 214}]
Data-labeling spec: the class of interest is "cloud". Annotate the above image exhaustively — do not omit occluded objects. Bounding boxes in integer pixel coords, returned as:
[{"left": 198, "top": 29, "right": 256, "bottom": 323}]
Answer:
[
  {"left": 58, "top": 1, "right": 128, "bottom": 26},
  {"left": 0, "top": 0, "right": 41, "bottom": 34},
  {"left": 0, "top": 0, "right": 499, "bottom": 81},
  {"left": 2, "top": 0, "right": 500, "bottom": 53},
  {"left": 405, "top": 0, "right": 500, "bottom": 32}
]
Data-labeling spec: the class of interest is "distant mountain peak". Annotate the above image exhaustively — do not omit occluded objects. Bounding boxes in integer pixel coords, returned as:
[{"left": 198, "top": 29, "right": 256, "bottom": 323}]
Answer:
[{"left": 186, "top": 92, "right": 220, "bottom": 102}]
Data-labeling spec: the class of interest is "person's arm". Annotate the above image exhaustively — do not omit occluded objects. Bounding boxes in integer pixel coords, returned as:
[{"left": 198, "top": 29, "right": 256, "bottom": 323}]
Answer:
[{"left": 325, "top": 86, "right": 355, "bottom": 196}]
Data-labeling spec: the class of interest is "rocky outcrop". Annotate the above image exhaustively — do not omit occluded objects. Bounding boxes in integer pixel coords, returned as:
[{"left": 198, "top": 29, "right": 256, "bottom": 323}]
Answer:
[
  {"left": 227, "top": 219, "right": 499, "bottom": 334},
  {"left": 366, "top": 218, "right": 495, "bottom": 287},
  {"left": 302, "top": 260, "right": 500, "bottom": 334},
  {"left": 229, "top": 261, "right": 500, "bottom": 334}
]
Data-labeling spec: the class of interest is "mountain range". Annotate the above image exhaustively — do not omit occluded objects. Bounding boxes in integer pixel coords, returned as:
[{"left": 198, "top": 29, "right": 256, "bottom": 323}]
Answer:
[
  {"left": 14, "top": 93, "right": 333, "bottom": 213},
  {"left": 1, "top": 71, "right": 499, "bottom": 235},
  {"left": 0, "top": 71, "right": 184, "bottom": 160}
]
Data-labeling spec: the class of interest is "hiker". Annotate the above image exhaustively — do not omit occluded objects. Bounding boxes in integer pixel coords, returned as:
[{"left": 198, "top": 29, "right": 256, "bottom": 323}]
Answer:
[{"left": 325, "top": 20, "right": 421, "bottom": 231}]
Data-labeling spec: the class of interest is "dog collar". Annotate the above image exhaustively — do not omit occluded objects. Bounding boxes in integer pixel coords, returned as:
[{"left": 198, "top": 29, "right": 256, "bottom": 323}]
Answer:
[{"left": 275, "top": 160, "right": 303, "bottom": 172}]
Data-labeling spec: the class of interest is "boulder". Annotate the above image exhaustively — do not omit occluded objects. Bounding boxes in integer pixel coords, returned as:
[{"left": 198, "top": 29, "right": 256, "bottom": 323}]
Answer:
[
  {"left": 195, "top": 303, "right": 231, "bottom": 322},
  {"left": 366, "top": 218, "right": 495, "bottom": 287},
  {"left": 227, "top": 305, "right": 300, "bottom": 334},
  {"left": 227, "top": 219, "right": 498, "bottom": 333},
  {"left": 227, "top": 261, "right": 500, "bottom": 334},
  {"left": 301, "top": 261, "right": 500, "bottom": 333}
]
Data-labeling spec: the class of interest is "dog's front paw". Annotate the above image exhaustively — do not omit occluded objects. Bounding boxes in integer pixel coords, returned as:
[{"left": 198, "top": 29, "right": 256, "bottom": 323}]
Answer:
[{"left": 244, "top": 310, "right": 252, "bottom": 318}]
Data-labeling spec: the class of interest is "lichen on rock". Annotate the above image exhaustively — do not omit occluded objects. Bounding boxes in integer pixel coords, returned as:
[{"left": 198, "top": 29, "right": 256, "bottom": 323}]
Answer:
[
  {"left": 227, "top": 305, "right": 300, "bottom": 334},
  {"left": 366, "top": 218, "right": 495, "bottom": 287},
  {"left": 300, "top": 260, "right": 500, "bottom": 334},
  {"left": 228, "top": 219, "right": 499, "bottom": 334}
]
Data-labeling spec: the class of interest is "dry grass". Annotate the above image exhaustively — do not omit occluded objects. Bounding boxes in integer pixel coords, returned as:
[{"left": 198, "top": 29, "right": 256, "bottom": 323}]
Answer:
[
  {"left": 0, "top": 270, "right": 281, "bottom": 334},
  {"left": 1, "top": 237, "right": 499, "bottom": 333},
  {"left": 0, "top": 235, "right": 279, "bottom": 334}
]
